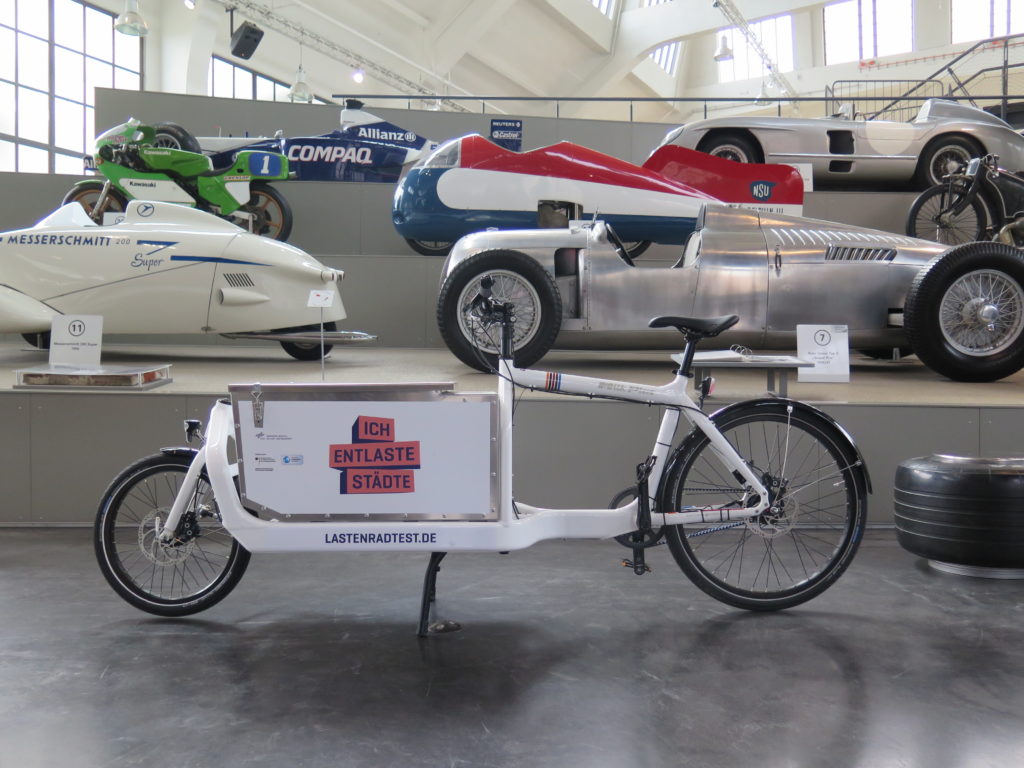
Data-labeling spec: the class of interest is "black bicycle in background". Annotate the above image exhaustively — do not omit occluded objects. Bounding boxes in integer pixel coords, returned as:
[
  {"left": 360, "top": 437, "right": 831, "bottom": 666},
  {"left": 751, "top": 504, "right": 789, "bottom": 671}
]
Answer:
[{"left": 907, "top": 153, "right": 1024, "bottom": 246}]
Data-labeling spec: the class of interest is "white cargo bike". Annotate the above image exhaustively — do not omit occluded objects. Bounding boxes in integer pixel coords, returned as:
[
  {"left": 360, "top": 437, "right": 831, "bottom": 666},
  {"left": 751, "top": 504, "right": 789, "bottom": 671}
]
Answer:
[{"left": 95, "top": 283, "right": 870, "bottom": 634}]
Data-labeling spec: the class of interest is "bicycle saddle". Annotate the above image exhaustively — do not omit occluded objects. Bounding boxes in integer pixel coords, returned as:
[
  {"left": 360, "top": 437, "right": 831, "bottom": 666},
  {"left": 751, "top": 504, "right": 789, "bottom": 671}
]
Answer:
[{"left": 648, "top": 315, "right": 739, "bottom": 338}]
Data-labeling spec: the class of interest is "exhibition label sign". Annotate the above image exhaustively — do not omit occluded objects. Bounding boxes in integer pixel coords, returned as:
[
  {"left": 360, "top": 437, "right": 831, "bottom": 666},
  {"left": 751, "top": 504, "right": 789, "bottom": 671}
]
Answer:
[
  {"left": 49, "top": 314, "right": 103, "bottom": 368},
  {"left": 796, "top": 324, "right": 850, "bottom": 382}
]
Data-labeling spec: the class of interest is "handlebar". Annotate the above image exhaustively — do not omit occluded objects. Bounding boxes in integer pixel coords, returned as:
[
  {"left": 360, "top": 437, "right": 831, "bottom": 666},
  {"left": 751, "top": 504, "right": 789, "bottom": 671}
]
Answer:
[{"left": 466, "top": 276, "right": 516, "bottom": 362}]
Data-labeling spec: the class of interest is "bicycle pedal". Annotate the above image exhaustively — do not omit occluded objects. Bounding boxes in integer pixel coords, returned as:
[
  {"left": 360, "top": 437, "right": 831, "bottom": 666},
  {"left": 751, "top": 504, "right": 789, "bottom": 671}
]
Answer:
[{"left": 620, "top": 558, "right": 652, "bottom": 574}]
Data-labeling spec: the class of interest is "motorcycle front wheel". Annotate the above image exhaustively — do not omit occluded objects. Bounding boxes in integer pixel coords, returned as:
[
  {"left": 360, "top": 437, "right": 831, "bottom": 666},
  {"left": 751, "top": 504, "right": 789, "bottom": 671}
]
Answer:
[
  {"left": 906, "top": 183, "right": 988, "bottom": 245},
  {"left": 239, "top": 182, "right": 292, "bottom": 241},
  {"left": 62, "top": 181, "right": 128, "bottom": 223}
]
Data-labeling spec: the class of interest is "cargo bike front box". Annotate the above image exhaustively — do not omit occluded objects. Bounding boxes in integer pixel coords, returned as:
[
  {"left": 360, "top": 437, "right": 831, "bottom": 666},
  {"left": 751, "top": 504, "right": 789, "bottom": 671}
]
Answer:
[{"left": 223, "top": 382, "right": 503, "bottom": 550}]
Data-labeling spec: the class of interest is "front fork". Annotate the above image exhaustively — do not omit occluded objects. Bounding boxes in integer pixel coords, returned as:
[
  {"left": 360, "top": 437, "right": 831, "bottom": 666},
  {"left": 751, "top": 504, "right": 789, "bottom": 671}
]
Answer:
[
  {"left": 89, "top": 181, "right": 114, "bottom": 223},
  {"left": 158, "top": 420, "right": 209, "bottom": 543}
]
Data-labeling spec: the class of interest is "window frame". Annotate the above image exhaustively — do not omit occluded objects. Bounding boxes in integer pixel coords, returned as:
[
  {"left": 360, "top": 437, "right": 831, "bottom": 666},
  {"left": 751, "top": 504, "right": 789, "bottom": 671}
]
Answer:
[
  {"left": 207, "top": 54, "right": 330, "bottom": 104},
  {"left": 0, "top": 0, "right": 143, "bottom": 175}
]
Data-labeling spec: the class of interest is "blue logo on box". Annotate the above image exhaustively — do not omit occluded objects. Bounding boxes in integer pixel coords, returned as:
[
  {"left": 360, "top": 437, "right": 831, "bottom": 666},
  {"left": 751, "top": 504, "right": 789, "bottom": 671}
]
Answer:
[{"left": 750, "top": 181, "right": 776, "bottom": 201}]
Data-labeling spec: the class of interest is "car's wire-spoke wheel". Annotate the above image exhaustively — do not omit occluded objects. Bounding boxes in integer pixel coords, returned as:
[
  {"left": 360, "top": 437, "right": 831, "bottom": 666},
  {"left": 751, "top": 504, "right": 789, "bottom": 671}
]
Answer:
[
  {"left": 939, "top": 268, "right": 1024, "bottom": 356},
  {"left": 905, "top": 242, "right": 1024, "bottom": 381},
  {"left": 905, "top": 183, "right": 987, "bottom": 244},
  {"left": 917, "top": 136, "right": 982, "bottom": 188},
  {"left": 660, "top": 402, "right": 866, "bottom": 611},
  {"left": 438, "top": 249, "right": 562, "bottom": 371},
  {"left": 455, "top": 269, "right": 543, "bottom": 355},
  {"left": 928, "top": 145, "right": 974, "bottom": 185},
  {"left": 698, "top": 132, "right": 763, "bottom": 164},
  {"left": 95, "top": 453, "right": 250, "bottom": 616}
]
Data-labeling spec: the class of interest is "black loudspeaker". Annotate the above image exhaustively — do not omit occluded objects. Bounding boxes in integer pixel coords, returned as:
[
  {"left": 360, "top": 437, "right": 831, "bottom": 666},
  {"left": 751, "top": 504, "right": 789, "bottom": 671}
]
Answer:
[{"left": 230, "top": 21, "right": 264, "bottom": 59}]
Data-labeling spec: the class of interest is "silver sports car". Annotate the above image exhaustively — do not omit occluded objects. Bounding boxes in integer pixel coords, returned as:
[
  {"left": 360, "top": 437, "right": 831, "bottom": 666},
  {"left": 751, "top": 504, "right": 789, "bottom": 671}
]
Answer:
[
  {"left": 436, "top": 204, "right": 1024, "bottom": 382},
  {"left": 658, "top": 99, "right": 1024, "bottom": 189}
]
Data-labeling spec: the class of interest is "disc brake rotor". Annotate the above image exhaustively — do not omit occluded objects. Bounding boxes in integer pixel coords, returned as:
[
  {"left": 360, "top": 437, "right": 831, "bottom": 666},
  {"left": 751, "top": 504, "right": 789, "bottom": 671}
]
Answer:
[{"left": 138, "top": 509, "right": 196, "bottom": 565}]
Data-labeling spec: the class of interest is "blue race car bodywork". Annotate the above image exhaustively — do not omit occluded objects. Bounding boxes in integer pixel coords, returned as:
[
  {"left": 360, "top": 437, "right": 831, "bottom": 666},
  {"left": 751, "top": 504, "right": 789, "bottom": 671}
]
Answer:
[{"left": 200, "top": 101, "right": 438, "bottom": 183}]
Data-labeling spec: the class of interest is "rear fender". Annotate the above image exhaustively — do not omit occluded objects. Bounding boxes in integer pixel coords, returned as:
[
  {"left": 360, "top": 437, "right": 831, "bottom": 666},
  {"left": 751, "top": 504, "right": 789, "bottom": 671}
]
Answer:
[{"left": 659, "top": 398, "right": 872, "bottom": 501}]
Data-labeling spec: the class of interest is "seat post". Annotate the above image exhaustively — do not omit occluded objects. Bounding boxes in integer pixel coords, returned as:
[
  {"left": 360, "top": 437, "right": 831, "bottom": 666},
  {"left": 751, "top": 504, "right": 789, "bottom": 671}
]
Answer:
[{"left": 676, "top": 334, "right": 699, "bottom": 377}]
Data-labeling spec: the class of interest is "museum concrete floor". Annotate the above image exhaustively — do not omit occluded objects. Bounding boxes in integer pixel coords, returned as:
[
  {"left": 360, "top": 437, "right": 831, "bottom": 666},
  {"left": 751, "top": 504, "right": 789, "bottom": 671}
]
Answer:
[{"left": 2, "top": 528, "right": 1023, "bottom": 767}]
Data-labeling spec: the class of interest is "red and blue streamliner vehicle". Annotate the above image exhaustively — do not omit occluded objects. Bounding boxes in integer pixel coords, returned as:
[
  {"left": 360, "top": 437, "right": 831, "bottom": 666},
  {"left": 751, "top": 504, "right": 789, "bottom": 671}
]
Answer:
[{"left": 392, "top": 133, "right": 803, "bottom": 256}]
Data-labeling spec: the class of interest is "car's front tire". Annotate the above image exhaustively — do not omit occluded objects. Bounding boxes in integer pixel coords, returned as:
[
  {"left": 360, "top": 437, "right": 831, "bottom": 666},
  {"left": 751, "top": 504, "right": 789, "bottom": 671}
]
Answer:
[
  {"left": 405, "top": 238, "right": 454, "bottom": 257},
  {"left": 437, "top": 250, "right": 562, "bottom": 372},
  {"left": 696, "top": 132, "right": 764, "bottom": 164},
  {"left": 905, "top": 242, "right": 1024, "bottom": 381},
  {"left": 915, "top": 135, "right": 983, "bottom": 188}
]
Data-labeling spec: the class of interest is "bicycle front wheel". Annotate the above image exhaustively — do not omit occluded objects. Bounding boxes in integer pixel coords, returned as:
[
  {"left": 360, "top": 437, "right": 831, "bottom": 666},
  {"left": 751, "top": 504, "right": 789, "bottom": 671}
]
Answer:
[
  {"left": 94, "top": 453, "right": 251, "bottom": 616},
  {"left": 660, "top": 402, "right": 866, "bottom": 611}
]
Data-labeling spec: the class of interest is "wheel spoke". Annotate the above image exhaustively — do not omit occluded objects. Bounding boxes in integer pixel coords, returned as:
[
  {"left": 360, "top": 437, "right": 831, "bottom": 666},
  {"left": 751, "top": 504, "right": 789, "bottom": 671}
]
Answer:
[
  {"left": 665, "top": 407, "right": 863, "bottom": 608},
  {"left": 96, "top": 458, "right": 246, "bottom": 611}
]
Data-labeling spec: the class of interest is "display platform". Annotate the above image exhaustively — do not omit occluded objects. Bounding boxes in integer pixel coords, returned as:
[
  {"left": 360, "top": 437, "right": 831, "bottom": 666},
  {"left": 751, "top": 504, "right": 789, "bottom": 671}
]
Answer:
[
  {"left": 2, "top": 341, "right": 1022, "bottom": 527},
  {"left": 2, "top": 340, "right": 1022, "bottom": 404}
]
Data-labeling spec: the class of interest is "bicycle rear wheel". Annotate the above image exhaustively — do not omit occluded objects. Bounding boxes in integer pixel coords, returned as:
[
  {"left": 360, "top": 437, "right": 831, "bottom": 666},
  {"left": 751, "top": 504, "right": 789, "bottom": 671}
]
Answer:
[
  {"left": 94, "top": 453, "right": 250, "bottom": 616},
  {"left": 659, "top": 401, "right": 866, "bottom": 611}
]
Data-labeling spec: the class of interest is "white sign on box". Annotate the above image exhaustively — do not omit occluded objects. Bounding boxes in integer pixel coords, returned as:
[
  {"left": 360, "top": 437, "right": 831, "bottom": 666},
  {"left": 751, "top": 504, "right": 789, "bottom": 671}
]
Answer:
[
  {"left": 796, "top": 324, "right": 850, "bottom": 382},
  {"left": 49, "top": 314, "right": 103, "bottom": 368},
  {"left": 235, "top": 399, "right": 493, "bottom": 519}
]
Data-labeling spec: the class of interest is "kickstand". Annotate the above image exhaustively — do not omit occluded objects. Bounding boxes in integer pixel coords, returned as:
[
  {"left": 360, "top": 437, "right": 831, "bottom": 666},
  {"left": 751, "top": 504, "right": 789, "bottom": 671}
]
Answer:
[{"left": 417, "top": 551, "right": 448, "bottom": 637}]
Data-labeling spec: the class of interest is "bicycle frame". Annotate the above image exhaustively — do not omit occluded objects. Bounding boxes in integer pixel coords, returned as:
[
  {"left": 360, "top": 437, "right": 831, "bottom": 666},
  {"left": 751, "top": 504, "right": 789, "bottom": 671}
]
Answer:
[{"left": 157, "top": 353, "right": 772, "bottom": 554}]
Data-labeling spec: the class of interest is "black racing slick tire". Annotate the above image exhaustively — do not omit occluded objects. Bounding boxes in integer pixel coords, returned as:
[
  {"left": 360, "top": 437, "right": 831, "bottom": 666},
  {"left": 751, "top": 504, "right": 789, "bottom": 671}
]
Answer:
[
  {"left": 659, "top": 400, "right": 867, "bottom": 611},
  {"left": 895, "top": 455, "right": 1024, "bottom": 569},
  {"left": 905, "top": 183, "right": 988, "bottom": 244},
  {"left": 904, "top": 242, "right": 1024, "bottom": 381},
  {"left": 153, "top": 122, "right": 201, "bottom": 153},
  {"left": 94, "top": 453, "right": 250, "bottom": 617},
  {"left": 697, "top": 132, "right": 764, "bottom": 164},
  {"left": 437, "top": 249, "right": 562, "bottom": 372}
]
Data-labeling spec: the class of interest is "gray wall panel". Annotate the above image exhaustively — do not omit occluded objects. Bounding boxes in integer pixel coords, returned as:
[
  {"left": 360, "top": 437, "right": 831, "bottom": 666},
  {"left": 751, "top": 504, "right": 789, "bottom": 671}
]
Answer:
[
  {"left": 1, "top": 387, "right": 1018, "bottom": 525},
  {"left": 511, "top": 400, "right": 667, "bottom": 509},
  {"left": 817, "top": 403, "right": 980, "bottom": 523},
  {"left": 27, "top": 393, "right": 189, "bottom": 523},
  {"left": 980, "top": 407, "right": 1024, "bottom": 456},
  {"left": 0, "top": 394, "right": 32, "bottom": 522}
]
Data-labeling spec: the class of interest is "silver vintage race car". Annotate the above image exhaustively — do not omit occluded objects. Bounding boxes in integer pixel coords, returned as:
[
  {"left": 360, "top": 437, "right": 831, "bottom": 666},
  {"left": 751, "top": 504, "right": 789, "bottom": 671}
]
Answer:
[
  {"left": 436, "top": 204, "right": 1024, "bottom": 382},
  {"left": 658, "top": 99, "right": 1024, "bottom": 189}
]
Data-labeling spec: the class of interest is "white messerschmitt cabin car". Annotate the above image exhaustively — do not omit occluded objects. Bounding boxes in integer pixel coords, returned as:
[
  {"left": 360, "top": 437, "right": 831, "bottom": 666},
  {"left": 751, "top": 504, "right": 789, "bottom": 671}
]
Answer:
[{"left": 1, "top": 200, "right": 372, "bottom": 359}]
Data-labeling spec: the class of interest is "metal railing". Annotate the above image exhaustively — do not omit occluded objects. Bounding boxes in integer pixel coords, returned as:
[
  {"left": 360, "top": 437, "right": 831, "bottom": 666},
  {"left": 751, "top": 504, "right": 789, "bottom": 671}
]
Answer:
[
  {"left": 831, "top": 33, "right": 1024, "bottom": 121},
  {"left": 334, "top": 93, "right": 1024, "bottom": 125},
  {"left": 826, "top": 80, "right": 945, "bottom": 122}
]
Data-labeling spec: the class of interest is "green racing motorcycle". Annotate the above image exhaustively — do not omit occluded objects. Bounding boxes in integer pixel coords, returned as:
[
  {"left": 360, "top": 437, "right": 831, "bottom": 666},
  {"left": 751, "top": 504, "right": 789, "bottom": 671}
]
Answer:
[{"left": 63, "top": 118, "right": 294, "bottom": 240}]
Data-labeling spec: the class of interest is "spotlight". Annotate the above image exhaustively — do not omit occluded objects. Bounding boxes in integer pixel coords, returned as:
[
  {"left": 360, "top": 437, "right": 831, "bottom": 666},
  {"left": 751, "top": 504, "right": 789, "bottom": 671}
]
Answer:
[
  {"left": 713, "top": 34, "right": 733, "bottom": 62},
  {"left": 351, "top": 68, "right": 365, "bottom": 84},
  {"left": 115, "top": 0, "right": 148, "bottom": 36}
]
